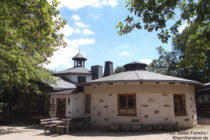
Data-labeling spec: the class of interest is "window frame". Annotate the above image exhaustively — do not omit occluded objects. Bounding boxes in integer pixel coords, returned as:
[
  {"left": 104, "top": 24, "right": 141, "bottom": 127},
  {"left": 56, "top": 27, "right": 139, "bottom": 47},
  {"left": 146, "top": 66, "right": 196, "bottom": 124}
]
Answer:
[
  {"left": 117, "top": 94, "right": 137, "bottom": 116},
  {"left": 173, "top": 94, "right": 187, "bottom": 116},
  {"left": 78, "top": 76, "right": 86, "bottom": 83}
]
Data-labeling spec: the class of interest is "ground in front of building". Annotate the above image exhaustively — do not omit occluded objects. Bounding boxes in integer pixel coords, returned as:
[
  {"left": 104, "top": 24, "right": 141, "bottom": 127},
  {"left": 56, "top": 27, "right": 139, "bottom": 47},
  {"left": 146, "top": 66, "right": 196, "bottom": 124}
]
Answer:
[{"left": 0, "top": 117, "right": 209, "bottom": 140}]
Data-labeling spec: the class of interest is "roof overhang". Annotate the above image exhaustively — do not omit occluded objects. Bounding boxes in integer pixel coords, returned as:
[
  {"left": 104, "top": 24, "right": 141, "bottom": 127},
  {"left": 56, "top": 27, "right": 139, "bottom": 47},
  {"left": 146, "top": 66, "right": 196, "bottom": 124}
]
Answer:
[
  {"left": 47, "top": 89, "right": 76, "bottom": 95},
  {"left": 79, "top": 80, "right": 202, "bottom": 87}
]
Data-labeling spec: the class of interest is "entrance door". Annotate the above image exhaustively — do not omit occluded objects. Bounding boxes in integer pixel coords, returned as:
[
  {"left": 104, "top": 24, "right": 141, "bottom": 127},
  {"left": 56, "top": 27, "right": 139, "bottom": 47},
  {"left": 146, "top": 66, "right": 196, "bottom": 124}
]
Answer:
[{"left": 56, "top": 98, "right": 66, "bottom": 118}]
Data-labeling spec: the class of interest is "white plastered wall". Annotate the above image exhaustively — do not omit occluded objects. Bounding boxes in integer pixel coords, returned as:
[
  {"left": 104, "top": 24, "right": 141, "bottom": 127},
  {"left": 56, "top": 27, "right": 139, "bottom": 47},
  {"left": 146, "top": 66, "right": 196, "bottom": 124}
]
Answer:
[
  {"left": 49, "top": 93, "right": 85, "bottom": 118},
  {"left": 84, "top": 82, "right": 197, "bottom": 128},
  {"left": 66, "top": 75, "right": 92, "bottom": 83}
]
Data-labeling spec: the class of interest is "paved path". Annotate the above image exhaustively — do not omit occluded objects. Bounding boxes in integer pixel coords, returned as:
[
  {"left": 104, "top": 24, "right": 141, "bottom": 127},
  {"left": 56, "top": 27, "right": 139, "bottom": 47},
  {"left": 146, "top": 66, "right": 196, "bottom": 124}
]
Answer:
[{"left": 0, "top": 120, "right": 209, "bottom": 140}]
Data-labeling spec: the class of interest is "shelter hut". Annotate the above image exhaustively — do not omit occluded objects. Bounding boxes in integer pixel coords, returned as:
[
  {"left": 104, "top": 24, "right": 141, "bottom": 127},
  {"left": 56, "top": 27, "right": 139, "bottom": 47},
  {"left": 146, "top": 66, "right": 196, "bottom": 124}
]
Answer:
[{"left": 82, "top": 61, "right": 201, "bottom": 128}]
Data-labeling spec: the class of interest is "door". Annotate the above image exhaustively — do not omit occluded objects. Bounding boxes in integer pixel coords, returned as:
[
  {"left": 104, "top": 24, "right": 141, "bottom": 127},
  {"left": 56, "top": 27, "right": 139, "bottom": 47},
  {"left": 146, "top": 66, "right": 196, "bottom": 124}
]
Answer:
[{"left": 56, "top": 98, "right": 66, "bottom": 118}]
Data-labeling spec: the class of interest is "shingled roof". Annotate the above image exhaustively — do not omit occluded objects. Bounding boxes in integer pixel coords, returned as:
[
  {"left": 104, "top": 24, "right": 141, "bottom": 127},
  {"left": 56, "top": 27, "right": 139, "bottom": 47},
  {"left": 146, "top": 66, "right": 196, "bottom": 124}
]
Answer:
[
  {"left": 55, "top": 67, "right": 91, "bottom": 75},
  {"left": 72, "top": 52, "right": 87, "bottom": 60},
  {"left": 50, "top": 77, "right": 76, "bottom": 90},
  {"left": 85, "top": 70, "right": 202, "bottom": 85}
]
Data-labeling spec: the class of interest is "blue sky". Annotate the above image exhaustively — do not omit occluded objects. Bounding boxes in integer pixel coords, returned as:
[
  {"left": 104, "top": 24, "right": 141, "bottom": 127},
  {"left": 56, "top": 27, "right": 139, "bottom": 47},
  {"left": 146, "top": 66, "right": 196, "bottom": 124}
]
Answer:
[{"left": 46, "top": 0, "right": 184, "bottom": 71}]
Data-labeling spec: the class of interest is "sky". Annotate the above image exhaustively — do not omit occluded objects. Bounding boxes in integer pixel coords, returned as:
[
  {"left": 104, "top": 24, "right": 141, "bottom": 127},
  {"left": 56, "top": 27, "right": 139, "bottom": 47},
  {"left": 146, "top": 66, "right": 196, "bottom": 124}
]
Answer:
[{"left": 45, "top": 0, "right": 186, "bottom": 72}]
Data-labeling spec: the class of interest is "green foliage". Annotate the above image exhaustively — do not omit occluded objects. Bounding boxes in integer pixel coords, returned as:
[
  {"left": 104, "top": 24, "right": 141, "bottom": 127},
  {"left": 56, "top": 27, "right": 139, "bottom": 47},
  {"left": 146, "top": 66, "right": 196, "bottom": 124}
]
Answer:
[
  {"left": 115, "top": 66, "right": 125, "bottom": 73},
  {"left": 148, "top": 23, "right": 210, "bottom": 82},
  {"left": 0, "top": 0, "right": 66, "bottom": 103},
  {"left": 117, "top": 0, "right": 210, "bottom": 43},
  {"left": 147, "top": 46, "right": 179, "bottom": 76}
]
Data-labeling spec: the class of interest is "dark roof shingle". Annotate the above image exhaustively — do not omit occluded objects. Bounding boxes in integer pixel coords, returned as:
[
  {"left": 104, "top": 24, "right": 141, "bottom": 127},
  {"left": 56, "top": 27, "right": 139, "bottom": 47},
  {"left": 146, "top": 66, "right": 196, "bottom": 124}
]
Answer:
[
  {"left": 50, "top": 78, "right": 76, "bottom": 90},
  {"left": 55, "top": 67, "right": 91, "bottom": 75},
  {"left": 85, "top": 70, "right": 201, "bottom": 85},
  {"left": 72, "top": 52, "right": 87, "bottom": 60}
]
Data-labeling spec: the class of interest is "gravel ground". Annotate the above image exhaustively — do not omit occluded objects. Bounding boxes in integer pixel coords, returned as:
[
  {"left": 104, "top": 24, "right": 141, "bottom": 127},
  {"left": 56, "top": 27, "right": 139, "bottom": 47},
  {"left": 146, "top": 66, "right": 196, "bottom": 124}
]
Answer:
[{"left": 0, "top": 117, "right": 209, "bottom": 140}]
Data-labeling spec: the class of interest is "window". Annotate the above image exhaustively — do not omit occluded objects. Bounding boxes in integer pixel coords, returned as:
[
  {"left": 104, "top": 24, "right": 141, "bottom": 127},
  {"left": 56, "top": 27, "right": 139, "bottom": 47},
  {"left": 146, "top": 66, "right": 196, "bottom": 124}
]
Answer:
[
  {"left": 85, "top": 95, "right": 91, "bottom": 113},
  {"left": 174, "top": 94, "right": 187, "bottom": 116},
  {"left": 118, "top": 94, "right": 136, "bottom": 116},
  {"left": 78, "top": 76, "right": 86, "bottom": 83}
]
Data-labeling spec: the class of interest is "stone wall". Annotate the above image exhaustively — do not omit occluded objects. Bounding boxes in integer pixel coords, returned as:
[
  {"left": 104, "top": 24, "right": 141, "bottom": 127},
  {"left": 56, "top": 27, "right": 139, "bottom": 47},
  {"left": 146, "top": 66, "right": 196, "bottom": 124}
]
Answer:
[{"left": 84, "top": 82, "right": 197, "bottom": 128}]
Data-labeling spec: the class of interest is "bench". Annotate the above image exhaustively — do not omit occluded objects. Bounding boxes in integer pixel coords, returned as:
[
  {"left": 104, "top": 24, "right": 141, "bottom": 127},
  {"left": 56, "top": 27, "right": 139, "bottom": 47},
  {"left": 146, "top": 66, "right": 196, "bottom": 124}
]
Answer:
[{"left": 40, "top": 117, "right": 59, "bottom": 133}]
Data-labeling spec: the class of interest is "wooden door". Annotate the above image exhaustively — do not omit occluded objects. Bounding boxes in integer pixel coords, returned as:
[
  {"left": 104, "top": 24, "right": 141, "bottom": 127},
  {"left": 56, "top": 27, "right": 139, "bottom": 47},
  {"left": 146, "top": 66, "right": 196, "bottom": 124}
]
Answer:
[{"left": 56, "top": 98, "right": 66, "bottom": 118}]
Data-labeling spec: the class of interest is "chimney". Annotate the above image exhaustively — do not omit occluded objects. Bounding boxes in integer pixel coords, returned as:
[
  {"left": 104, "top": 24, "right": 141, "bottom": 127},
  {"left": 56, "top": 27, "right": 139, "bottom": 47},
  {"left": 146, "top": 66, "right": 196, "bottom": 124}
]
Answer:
[
  {"left": 91, "top": 65, "right": 103, "bottom": 80},
  {"left": 104, "top": 61, "right": 114, "bottom": 77}
]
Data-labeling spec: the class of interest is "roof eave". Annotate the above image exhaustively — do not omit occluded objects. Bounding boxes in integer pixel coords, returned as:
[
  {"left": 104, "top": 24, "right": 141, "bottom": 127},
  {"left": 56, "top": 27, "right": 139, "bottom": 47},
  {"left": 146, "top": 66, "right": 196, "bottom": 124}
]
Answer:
[{"left": 80, "top": 80, "right": 202, "bottom": 86}]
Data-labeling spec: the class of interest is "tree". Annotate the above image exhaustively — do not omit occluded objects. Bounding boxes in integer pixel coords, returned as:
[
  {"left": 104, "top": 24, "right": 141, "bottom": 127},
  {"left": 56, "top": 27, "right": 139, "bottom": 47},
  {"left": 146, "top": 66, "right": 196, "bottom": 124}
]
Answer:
[
  {"left": 116, "top": 0, "right": 210, "bottom": 43},
  {"left": 115, "top": 66, "right": 125, "bottom": 73},
  {"left": 0, "top": 0, "right": 66, "bottom": 106},
  {"left": 173, "top": 23, "right": 210, "bottom": 82},
  {"left": 148, "top": 23, "right": 210, "bottom": 82},
  {"left": 147, "top": 46, "right": 179, "bottom": 76}
]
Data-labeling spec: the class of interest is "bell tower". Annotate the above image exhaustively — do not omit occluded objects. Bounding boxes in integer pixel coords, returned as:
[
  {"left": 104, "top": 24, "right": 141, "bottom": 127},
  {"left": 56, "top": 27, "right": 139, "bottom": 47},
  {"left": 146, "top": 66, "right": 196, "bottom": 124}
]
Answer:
[{"left": 72, "top": 51, "right": 87, "bottom": 67}]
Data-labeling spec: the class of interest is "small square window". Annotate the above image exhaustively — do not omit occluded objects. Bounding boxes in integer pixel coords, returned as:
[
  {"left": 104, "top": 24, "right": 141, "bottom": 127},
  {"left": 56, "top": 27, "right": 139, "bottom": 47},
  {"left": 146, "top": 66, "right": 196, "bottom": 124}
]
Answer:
[{"left": 78, "top": 76, "right": 86, "bottom": 83}]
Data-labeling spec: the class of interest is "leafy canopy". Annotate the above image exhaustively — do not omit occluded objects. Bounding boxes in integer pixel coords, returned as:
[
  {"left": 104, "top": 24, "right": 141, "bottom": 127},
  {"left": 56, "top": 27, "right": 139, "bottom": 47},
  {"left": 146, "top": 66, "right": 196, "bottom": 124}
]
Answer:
[
  {"left": 116, "top": 0, "right": 210, "bottom": 43},
  {"left": 0, "top": 0, "right": 66, "bottom": 98},
  {"left": 148, "top": 23, "right": 210, "bottom": 82},
  {"left": 115, "top": 66, "right": 125, "bottom": 73}
]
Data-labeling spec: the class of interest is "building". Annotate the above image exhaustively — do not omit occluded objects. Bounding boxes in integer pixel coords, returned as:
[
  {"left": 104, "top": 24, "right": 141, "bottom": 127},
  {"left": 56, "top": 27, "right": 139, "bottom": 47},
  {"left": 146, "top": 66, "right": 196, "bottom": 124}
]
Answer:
[
  {"left": 82, "top": 62, "right": 201, "bottom": 128},
  {"left": 48, "top": 53, "right": 201, "bottom": 129},
  {"left": 196, "top": 82, "right": 210, "bottom": 115},
  {"left": 48, "top": 52, "right": 93, "bottom": 118}
]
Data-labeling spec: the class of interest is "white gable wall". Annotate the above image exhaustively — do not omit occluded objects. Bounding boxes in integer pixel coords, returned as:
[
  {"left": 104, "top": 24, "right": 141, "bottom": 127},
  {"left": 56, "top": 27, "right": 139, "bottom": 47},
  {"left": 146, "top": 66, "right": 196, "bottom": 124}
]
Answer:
[
  {"left": 65, "top": 75, "right": 92, "bottom": 83},
  {"left": 49, "top": 93, "right": 85, "bottom": 118}
]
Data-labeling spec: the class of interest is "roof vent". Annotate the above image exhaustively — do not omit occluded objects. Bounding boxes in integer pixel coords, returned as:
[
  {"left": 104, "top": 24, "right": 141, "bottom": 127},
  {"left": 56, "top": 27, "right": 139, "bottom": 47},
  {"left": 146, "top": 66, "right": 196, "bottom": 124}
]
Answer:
[{"left": 123, "top": 61, "right": 147, "bottom": 71}]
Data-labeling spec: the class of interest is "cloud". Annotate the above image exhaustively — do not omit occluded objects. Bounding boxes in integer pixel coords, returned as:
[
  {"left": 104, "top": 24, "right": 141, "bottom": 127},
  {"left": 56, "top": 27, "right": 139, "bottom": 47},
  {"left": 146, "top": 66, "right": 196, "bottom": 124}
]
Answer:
[
  {"left": 45, "top": 38, "right": 95, "bottom": 70},
  {"left": 82, "top": 29, "right": 94, "bottom": 35},
  {"left": 116, "top": 44, "right": 130, "bottom": 48},
  {"left": 89, "top": 12, "right": 100, "bottom": 19},
  {"left": 139, "top": 58, "right": 153, "bottom": 65},
  {"left": 59, "top": 24, "right": 81, "bottom": 37},
  {"left": 120, "top": 51, "right": 130, "bottom": 55},
  {"left": 72, "top": 14, "right": 80, "bottom": 21},
  {"left": 74, "top": 28, "right": 81, "bottom": 34},
  {"left": 75, "top": 22, "right": 89, "bottom": 28},
  {"left": 65, "top": 38, "right": 95, "bottom": 46},
  {"left": 44, "top": 46, "right": 78, "bottom": 70},
  {"left": 57, "top": 0, "right": 118, "bottom": 10}
]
